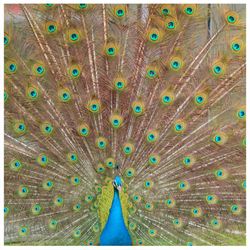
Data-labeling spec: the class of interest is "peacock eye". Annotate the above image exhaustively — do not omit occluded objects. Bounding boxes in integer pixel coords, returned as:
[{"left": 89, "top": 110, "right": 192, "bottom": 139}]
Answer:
[
  {"left": 70, "top": 33, "right": 79, "bottom": 41},
  {"left": 185, "top": 7, "right": 193, "bottom": 15},
  {"left": 79, "top": 4, "right": 87, "bottom": 9},
  {"left": 176, "top": 124, "right": 182, "bottom": 130},
  {"left": 108, "top": 47, "right": 115, "bottom": 55},
  {"left": 162, "top": 8, "right": 169, "bottom": 15},
  {"left": 9, "top": 63, "right": 16, "bottom": 72},
  {"left": 171, "top": 61, "right": 179, "bottom": 69},
  {"left": 135, "top": 106, "right": 141, "bottom": 112},
  {"left": 167, "top": 21, "right": 175, "bottom": 29},
  {"left": 37, "top": 66, "right": 44, "bottom": 74},
  {"left": 237, "top": 110, "right": 245, "bottom": 119},
  {"left": 214, "top": 66, "right": 221, "bottom": 74},
  {"left": 147, "top": 69, "right": 156, "bottom": 78},
  {"left": 48, "top": 24, "right": 56, "bottom": 33},
  {"left": 150, "top": 33, "right": 159, "bottom": 41},
  {"left": 72, "top": 69, "right": 79, "bottom": 76},
  {"left": 227, "top": 15, "right": 235, "bottom": 23},
  {"left": 215, "top": 135, "right": 221, "bottom": 142},
  {"left": 116, "top": 9, "right": 124, "bottom": 17},
  {"left": 163, "top": 96, "right": 170, "bottom": 102},
  {"left": 232, "top": 43, "right": 240, "bottom": 51},
  {"left": 4, "top": 35, "right": 9, "bottom": 46},
  {"left": 19, "top": 124, "right": 24, "bottom": 130},
  {"left": 4, "top": 91, "right": 8, "bottom": 102},
  {"left": 116, "top": 81, "right": 123, "bottom": 88},
  {"left": 196, "top": 96, "right": 203, "bottom": 103}
]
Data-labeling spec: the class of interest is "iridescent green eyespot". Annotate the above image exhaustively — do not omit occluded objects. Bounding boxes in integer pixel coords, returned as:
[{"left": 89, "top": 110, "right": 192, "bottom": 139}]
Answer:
[
  {"left": 227, "top": 15, "right": 236, "bottom": 24},
  {"left": 214, "top": 168, "right": 228, "bottom": 180},
  {"left": 146, "top": 68, "right": 157, "bottom": 79},
  {"left": 106, "top": 47, "right": 116, "bottom": 56},
  {"left": 4, "top": 91, "right": 8, "bottom": 103},
  {"left": 5, "top": 61, "right": 17, "bottom": 74},
  {"left": 144, "top": 180, "right": 153, "bottom": 189},
  {"left": 170, "top": 59, "right": 182, "bottom": 71},
  {"left": 132, "top": 101, "right": 145, "bottom": 116},
  {"left": 210, "top": 218, "right": 221, "bottom": 229},
  {"left": 71, "top": 176, "right": 80, "bottom": 186},
  {"left": 150, "top": 33, "right": 159, "bottom": 42},
  {"left": 18, "top": 185, "right": 29, "bottom": 198},
  {"left": 49, "top": 219, "right": 58, "bottom": 230},
  {"left": 79, "top": 4, "right": 88, "bottom": 9},
  {"left": 67, "top": 153, "right": 78, "bottom": 163},
  {"left": 162, "top": 8, "right": 170, "bottom": 16},
  {"left": 54, "top": 196, "right": 64, "bottom": 206},
  {"left": 4, "top": 207, "right": 10, "bottom": 217},
  {"left": 45, "top": 4, "right": 54, "bottom": 8},
  {"left": 211, "top": 62, "right": 225, "bottom": 77},
  {"left": 19, "top": 226, "right": 29, "bottom": 237},
  {"left": 85, "top": 194, "right": 94, "bottom": 203},
  {"left": 237, "top": 109, "right": 245, "bottom": 119},
  {"left": 41, "top": 122, "right": 54, "bottom": 136},
  {"left": 185, "top": 7, "right": 194, "bottom": 15},
  {"left": 110, "top": 115, "right": 123, "bottom": 129},
  {"left": 133, "top": 194, "right": 141, "bottom": 203},
  {"left": 78, "top": 123, "right": 90, "bottom": 137},
  {"left": 37, "top": 153, "right": 49, "bottom": 167},
  {"left": 148, "top": 228, "right": 157, "bottom": 237},
  {"left": 145, "top": 202, "right": 153, "bottom": 211},
  {"left": 122, "top": 142, "right": 134, "bottom": 155},
  {"left": 125, "top": 168, "right": 135, "bottom": 178},
  {"left": 43, "top": 179, "right": 54, "bottom": 191},
  {"left": 36, "top": 65, "right": 45, "bottom": 75},
  {"left": 70, "top": 67, "right": 80, "bottom": 78},
  {"left": 73, "top": 229, "right": 81, "bottom": 238},
  {"left": 146, "top": 130, "right": 159, "bottom": 143},
  {"left": 70, "top": 33, "right": 79, "bottom": 42},
  {"left": 173, "top": 218, "right": 182, "bottom": 228},
  {"left": 73, "top": 203, "right": 82, "bottom": 212},
  {"left": 230, "top": 204, "right": 241, "bottom": 215},
  {"left": 87, "top": 99, "right": 101, "bottom": 113},
  {"left": 165, "top": 198, "right": 175, "bottom": 208},
  {"left": 13, "top": 121, "right": 27, "bottom": 135},
  {"left": 116, "top": 9, "right": 125, "bottom": 17},
  {"left": 166, "top": 21, "right": 175, "bottom": 30},
  {"left": 231, "top": 42, "right": 240, "bottom": 52},
  {"left": 174, "top": 121, "right": 185, "bottom": 133},
  {"left": 58, "top": 89, "right": 71, "bottom": 102},
  {"left": 27, "top": 86, "right": 39, "bottom": 100},
  {"left": 31, "top": 204, "right": 42, "bottom": 215},
  {"left": 206, "top": 194, "right": 218, "bottom": 204},
  {"left": 96, "top": 137, "right": 107, "bottom": 150},
  {"left": 114, "top": 79, "right": 126, "bottom": 91},
  {"left": 183, "top": 156, "right": 192, "bottom": 167},
  {"left": 10, "top": 159, "right": 22, "bottom": 171},
  {"left": 97, "top": 164, "right": 105, "bottom": 174},
  {"left": 105, "top": 157, "right": 115, "bottom": 169},
  {"left": 4, "top": 33, "right": 9, "bottom": 46},
  {"left": 148, "top": 154, "right": 160, "bottom": 166},
  {"left": 47, "top": 24, "right": 57, "bottom": 33},
  {"left": 178, "top": 180, "right": 190, "bottom": 191}
]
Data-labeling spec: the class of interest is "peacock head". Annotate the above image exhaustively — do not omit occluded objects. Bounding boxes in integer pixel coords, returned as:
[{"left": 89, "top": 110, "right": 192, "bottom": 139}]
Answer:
[{"left": 113, "top": 176, "right": 122, "bottom": 191}]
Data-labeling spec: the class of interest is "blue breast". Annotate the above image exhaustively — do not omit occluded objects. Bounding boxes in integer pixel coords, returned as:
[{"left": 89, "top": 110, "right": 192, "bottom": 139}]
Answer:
[{"left": 100, "top": 188, "right": 132, "bottom": 246}]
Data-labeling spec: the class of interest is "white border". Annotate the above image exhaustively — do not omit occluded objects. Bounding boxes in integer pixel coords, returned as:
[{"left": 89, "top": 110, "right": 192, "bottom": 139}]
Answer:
[{"left": 1, "top": 0, "right": 249, "bottom": 249}]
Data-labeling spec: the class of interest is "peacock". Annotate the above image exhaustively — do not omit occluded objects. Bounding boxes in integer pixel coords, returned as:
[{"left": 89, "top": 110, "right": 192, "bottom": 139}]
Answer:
[{"left": 4, "top": 3, "right": 246, "bottom": 246}]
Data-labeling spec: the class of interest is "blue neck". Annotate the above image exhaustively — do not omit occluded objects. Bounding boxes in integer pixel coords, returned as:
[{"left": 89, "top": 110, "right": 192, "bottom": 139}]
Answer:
[{"left": 100, "top": 188, "right": 132, "bottom": 246}]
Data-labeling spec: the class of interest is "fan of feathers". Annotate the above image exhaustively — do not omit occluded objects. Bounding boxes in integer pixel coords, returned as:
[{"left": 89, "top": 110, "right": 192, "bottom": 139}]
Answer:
[{"left": 4, "top": 3, "right": 246, "bottom": 246}]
